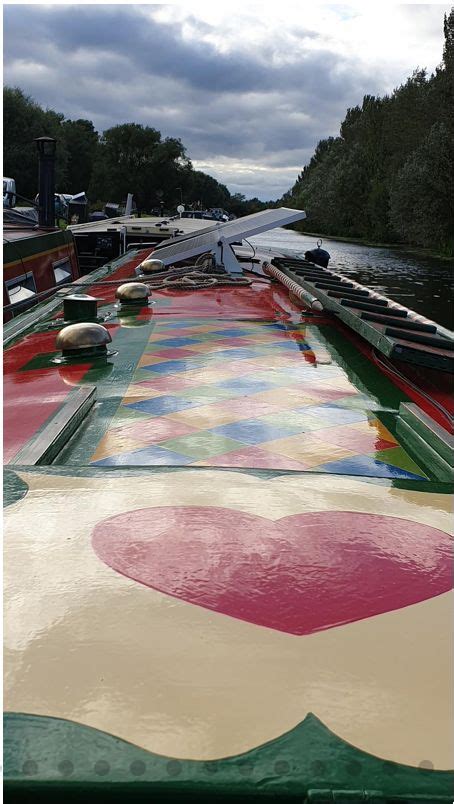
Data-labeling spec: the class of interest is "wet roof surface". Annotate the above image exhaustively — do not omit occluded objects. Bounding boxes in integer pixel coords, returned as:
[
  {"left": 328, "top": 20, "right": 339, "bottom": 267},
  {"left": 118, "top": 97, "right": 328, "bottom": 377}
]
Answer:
[{"left": 3, "top": 251, "right": 453, "bottom": 798}]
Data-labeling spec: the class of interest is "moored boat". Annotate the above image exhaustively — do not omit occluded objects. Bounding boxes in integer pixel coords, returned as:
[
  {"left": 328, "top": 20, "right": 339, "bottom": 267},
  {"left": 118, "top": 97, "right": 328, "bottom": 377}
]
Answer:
[{"left": 3, "top": 217, "right": 79, "bottom": 321}]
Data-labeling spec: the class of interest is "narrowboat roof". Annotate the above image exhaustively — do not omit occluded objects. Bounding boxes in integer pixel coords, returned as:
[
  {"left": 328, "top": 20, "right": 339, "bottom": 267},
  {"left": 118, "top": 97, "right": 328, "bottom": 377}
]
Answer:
[
  {"left": 3, "top": 224, "right": 52, "bottom": 242},
  {"left": 3, "top": 217, "right": 454, "bottom": 801},
  {"left": 68, "top": 213, "right": 220, "bottom": 237}
]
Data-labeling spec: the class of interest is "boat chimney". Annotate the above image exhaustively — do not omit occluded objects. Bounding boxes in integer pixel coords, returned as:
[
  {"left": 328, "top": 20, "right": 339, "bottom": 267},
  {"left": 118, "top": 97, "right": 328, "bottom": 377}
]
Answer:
[
  {"left": 34, "top": 136, "right": 56, "bottom": 228},
  {"left": 63, "top": 294, "right": 99, "bottom": 323}
]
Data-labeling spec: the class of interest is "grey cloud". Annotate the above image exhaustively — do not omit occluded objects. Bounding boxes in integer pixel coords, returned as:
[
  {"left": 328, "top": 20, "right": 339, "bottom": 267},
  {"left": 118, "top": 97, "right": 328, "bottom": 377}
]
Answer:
[
  {"left": 4, "top": 5, "right": 273, "bottom": 93},
  {"left": 4, "top": 5, "right": 380, "bottom": 97},
  {"left": 2, "top": 5, "right": 406, "bottom": 199}
]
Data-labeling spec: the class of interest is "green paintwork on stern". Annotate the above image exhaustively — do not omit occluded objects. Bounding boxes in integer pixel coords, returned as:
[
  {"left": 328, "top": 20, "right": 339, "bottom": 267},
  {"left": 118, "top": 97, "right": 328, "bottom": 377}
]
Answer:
[{"left": 4, "top": 712, "right": 453, "bottom": 801}]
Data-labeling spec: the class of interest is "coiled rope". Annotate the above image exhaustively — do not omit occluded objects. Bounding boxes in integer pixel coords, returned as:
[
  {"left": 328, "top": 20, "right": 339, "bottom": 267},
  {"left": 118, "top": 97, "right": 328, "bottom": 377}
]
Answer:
[{"left": 139, "top": 253, "right": 252, "bottom": 291}]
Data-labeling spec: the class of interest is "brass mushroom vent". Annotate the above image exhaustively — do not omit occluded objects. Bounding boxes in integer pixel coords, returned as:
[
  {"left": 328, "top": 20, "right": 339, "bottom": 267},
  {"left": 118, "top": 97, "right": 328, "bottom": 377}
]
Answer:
[
  {"left": 115, "top": 282, "right": 151, "bottom": 308},
  {"left": 137, "top": 258, "right": 164, "bottom": 275},
  {"left": 53, "top": 322, "right": 117, "bottom": 363}
]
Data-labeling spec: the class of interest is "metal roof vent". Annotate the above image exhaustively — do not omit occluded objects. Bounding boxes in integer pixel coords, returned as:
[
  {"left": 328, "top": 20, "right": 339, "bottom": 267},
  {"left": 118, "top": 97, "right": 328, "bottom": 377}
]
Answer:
[
  {"left": 115, "top": 282, "right": 151, "bottom": 308},
  {"left": 137, "top": 258, "right": 165, "bottom": 275},
  {"left": 53, "top": 322, "right": 116, "bottom": 363},
  {"left": 63, "top": 294, "right": 99, "bottom": 323}
]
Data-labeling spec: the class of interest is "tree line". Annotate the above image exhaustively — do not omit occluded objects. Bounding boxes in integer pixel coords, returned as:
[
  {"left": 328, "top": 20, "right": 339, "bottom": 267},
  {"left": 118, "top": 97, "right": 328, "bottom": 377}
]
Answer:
[
  {"left": 280, "top": 8, "right": 454, "bottom": 255},
  {"left": 3, "top": 87, "right": 272, "bottom": 217}
]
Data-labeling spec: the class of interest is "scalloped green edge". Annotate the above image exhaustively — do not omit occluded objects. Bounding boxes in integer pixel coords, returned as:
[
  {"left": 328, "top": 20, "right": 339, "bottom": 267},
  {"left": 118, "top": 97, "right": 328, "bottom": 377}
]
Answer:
[{"left": 4, "top": 712, "right": 453, "bottom": 800}]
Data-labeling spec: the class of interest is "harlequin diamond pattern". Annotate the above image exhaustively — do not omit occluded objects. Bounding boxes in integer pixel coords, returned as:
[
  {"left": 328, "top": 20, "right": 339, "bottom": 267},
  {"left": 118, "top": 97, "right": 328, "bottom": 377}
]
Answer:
[{"left": 90, "top": 318, "right": 428, "bottom": 479}]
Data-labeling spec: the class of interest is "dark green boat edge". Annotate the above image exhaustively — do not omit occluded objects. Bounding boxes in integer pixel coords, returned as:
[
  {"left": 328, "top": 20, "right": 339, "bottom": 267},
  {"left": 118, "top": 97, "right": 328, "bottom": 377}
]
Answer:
[{"left": 4, "top": 712, "right": 453, "bottom": 802}]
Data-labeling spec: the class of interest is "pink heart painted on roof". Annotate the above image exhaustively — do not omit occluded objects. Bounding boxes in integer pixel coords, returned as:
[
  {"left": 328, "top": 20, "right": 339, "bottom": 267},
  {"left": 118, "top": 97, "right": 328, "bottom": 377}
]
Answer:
[{"left": 92, "top": 506, "right": 452, "bottom": 635}]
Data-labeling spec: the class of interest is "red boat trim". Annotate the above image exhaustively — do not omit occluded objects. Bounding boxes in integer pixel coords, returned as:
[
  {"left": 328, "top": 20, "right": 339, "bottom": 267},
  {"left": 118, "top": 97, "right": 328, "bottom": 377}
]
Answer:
[{"left": 4, "top": 242, "right": 77, "bottom": 270}]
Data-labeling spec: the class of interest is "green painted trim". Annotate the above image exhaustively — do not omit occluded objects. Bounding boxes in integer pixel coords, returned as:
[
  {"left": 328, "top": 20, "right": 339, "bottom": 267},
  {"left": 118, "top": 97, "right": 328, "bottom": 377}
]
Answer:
[
  {"left": 398, "top": 404, "right": 454, "bottom": 466},
  {"left": 306, "top": 323, "right": 407, "bottom": 411},
  {"left": 55, "top": 315, "right": 157, "bottom": 465},
  {"left": 19, "top": 351, "right": 61, "bottom": 371},
  {"left": 3, "top": 470, "right": 29, "bottom": 507},
  {"left": 276, "top": 266, "right": 394, "bottom": 358},
  {"left": 396, "top": 419, "right": 454, "bottom": 481},
  {"left": 299, "top": 321, "right": 447, "bottom": 481},
  {"left": 4, "top": 713, "right": 453, "bottom": 800},
  {"left": 9, "top": 386, "right": 97, "bottom": 466}
]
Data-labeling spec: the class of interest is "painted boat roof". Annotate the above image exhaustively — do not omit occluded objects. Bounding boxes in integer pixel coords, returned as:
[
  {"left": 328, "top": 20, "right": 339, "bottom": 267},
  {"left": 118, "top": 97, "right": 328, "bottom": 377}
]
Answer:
[
  {"left": 68, "top": 213, "right": 220, "bottom": 236},
  {"left": 3, "top": 246, "right": 453, "bottom": 799},
  {"left": 3, "top": 224, "right": 58, "bottom": 242}
]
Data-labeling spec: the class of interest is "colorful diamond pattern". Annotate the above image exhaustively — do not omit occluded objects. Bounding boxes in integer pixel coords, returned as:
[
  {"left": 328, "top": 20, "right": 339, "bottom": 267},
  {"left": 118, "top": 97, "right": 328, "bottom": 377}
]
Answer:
[
  {"left": 210, "top": 419, "right": 308, "bottom": 444},
  {"left": 90, "top": 317, "right": 428, "bottom": 479}
]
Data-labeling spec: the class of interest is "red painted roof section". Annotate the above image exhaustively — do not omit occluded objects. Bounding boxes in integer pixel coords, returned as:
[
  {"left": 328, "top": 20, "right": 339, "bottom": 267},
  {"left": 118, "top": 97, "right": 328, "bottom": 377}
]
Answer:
[{"left": 4, "top": 249, "right": 452, "bottom": 464}]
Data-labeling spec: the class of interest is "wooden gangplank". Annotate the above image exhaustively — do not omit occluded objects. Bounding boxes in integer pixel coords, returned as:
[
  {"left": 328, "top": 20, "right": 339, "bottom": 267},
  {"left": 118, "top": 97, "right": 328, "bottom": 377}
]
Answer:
[{"left": 272, "top": 256, "right": 454, "bottom": 373}]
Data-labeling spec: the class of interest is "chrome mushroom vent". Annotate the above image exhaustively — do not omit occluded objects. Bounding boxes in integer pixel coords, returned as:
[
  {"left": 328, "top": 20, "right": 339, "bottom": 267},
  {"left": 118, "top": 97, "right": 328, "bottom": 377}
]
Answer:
[
  {"left": 115, "top": 282, "right": 151, "bottom": 309},
  {"left": 53, "top": 322, "right": 117, "bottom": 363},
  {"left": 137, "top": 258, "right": 164, "bottom": 276}
]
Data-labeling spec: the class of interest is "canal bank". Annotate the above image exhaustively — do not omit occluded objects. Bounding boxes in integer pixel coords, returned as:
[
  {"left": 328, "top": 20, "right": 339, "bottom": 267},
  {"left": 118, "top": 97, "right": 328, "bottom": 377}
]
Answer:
[{"left": 292, "top": 228, "right": 454, "bottom": 262}]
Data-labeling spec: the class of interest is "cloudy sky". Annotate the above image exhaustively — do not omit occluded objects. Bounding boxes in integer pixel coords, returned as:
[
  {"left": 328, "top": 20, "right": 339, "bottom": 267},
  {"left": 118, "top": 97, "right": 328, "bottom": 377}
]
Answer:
[{"left": 3, "top": 2, "right": 451, "bottom": 199}]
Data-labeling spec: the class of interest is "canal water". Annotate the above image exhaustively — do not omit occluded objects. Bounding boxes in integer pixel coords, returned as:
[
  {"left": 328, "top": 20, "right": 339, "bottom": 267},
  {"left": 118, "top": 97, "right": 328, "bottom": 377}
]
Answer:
[{"left": 250, "top": 228, "right": 453, "bottom": 330}]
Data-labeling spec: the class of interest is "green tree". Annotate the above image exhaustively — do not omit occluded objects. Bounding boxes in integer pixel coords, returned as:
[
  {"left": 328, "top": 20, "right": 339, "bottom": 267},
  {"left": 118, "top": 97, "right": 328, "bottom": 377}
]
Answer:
[
  {"left": 88, "top": 123, "right": 161, "bottom": 207},
  {"left": 443, "top": 7, "right": 454, "bottom": 70},
  {"left": 88, "top": 123, "right": 192, "bottom": 212},
  {"left": 389, "top": 122, "right": 454, "bottom": 250},
  {"left": 228, "top": 193, "right": 248, "bottom": 216},
  {"left": 184, "top": 170, "right": 231, "bottom": 210},
  {"left": 61, "top": 119, "right": 99, "bottom": 193},
  {"left": 3, "top": 87, "right": 69, "bottom": 198},
  {"left": 149, "top": 136, "right": 192, "bottom": 210}
]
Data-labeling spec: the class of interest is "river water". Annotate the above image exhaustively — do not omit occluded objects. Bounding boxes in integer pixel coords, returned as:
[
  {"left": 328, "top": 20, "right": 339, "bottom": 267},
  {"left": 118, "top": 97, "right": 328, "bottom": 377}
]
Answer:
[{"left": 250, "top": 228, "right": 453, "bottom": 330}]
